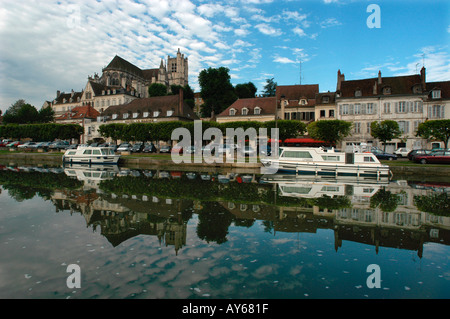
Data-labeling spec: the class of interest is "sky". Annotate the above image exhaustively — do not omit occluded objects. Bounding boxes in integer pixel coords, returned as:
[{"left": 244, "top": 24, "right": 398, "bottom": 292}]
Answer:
[{"left": 0, "top": 0, "right": 449, "bottom": 113}]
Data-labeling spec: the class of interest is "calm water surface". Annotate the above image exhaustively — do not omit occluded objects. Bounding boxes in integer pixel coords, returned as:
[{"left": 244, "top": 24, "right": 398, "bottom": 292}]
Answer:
[{"left": 0, "top": 163, "right": 449, "bottom": 299}]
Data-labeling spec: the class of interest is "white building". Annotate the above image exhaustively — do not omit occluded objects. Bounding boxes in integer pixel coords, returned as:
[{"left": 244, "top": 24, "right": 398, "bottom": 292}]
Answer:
[{"left": 335, "top": 67, "right": 449, "bottom": 152}]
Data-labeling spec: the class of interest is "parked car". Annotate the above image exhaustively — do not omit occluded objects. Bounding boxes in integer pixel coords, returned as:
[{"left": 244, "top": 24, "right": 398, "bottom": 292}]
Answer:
[
  {"left": 18, "top": 142, "right": 37, "bottom": 149},
  {"left": 239, "top": 145, "right": 257, "bottom": 157},
  {"left": 394, "top": 147, "right": 410, "bottom": 158},
  {"left": 142, "top": 143, "right": 157, "bottom": 153},
  {"left": 49, "top": 141, "right": 69, "bottom": 151},
  {"left": 407, "top": 149, "right": 432, "bottom": 161},
  {"left": 6, "top": 141, "right": 22, "bottom": 148},
  {"left": 371, "top": 149, "right": 397, "bottom": 160},
  {"left": 414, "top": 151, "right": 450, "bottom": 164},
  {"left": 159, "top": 145, "right": 171, "bottom": 153},
  {"left": 0, "top": 139, "right": 12, "bottom": 147},
  {"left": 171, "top": 145, "right": 183, "bottom": 154},
  {"left": 66, "top": 144, "right": 78, "bottom": 150},
  {"left": 117, "top": 143, "right": 132, "bottom": 152},
  {"left": 131, "top": 143, "right": 144, "bottom": 153}
]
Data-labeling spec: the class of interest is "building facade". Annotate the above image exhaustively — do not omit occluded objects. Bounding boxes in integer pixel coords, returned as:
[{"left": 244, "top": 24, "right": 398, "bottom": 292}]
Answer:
[{"left": 335, "top": 67, "right": 449, "bottom": 152}]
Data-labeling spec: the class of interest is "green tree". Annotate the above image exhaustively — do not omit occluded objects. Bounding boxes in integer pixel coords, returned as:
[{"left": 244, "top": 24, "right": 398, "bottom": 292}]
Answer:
[
  {"left": 38, "top": 106, "right": 55, "bottom": 123},
  {"left": 416, "top": 119, "right": 450, "bottom": 149},
  {"left": 370, "top": 120, "right": 402, "bottom": 152},
  {"left": 148, "top": 83, "right": 168, "bottom": 97},
  {"left": 264, "top": 120, "right": 307, "bottom": 141},
  {"left": 235, "top": 82, "right": 257, "bottom": 99},
  {"left": 263, "top": 78, "right": 277, "bottom": 97},
  {"left": 199, "top": 67, "right": 237, "bottom": 117},
  {"left": 307, "top": 120, "right": 352, "bottom": 146}
]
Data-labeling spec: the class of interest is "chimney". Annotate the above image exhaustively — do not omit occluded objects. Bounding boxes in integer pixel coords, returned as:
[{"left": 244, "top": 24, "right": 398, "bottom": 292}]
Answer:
[
  {"left": 420, "top": 67, "right": 426, "bottom": 90},
  {"left": 56, "top": 90, "right": 61, "bottom": 98},
  {"left": 179, "top": 87, "right": 184, "bottom": 116},
  {"left": 336, "top": 69, "right": 345, "bottom": 91},
  {"left": 378, "top": 70, "right": 382, "bottom": 84},
  {"left": 71, "top": 89, "right": 74, "bottom": 97}
]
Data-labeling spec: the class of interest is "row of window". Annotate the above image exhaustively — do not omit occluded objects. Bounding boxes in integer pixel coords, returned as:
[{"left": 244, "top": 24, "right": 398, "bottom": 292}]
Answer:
[
  {"left": 352, "top": 120, "right": 424, "bottom": 134},
  {"left": 111, "top": 110, "right": 174, "bottom": 120},
  {"left": 339, "top": 102, "right": 444, "bottom": 118},
  {"left": 229, "top": 107, "right": 261, "bottom": 116}
]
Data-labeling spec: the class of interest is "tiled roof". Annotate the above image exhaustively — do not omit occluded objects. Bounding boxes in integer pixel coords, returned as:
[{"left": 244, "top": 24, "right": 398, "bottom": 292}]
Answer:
[
  {"left": 55, "top": 105, "right": 100, "bottom": 121},
  {"left": 217, "top": 96, "right": 276, "bottom": 117},
  {"left": 142, "top": 68, "right": 160, "bottom": 81},
  {"left": 53, "top": 91, "right": 83, "bottom": 105},
  {"left": 426, "top": 81, "right": 450, "bottom": 100},
  {"left": 276, "top": 84, "right": 319, "bottom": 100},
  {"left": 338, "top": 72, "right": 423, "bottom": 98},
  {"left": 315, "top": 92, "right": 336, "bottom": 105},
  {"left": 102, "top": 94, "right": 199, "bottom": 121},
  {"left": 276, "top": 84, "right": 319, "bottom": 108}
]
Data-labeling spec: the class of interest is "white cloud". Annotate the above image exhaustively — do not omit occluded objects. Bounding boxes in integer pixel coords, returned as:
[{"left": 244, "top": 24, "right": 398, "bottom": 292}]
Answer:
[
  {"left": 255, "top": 23, "right": 281, "bottom": 36},
  {"left": 273, "top": 56, "right": 296, "bottom": 64},
  {"left": 293, "top": 27, "right": 307, "bottom": 37},
  {"left": 320, "top": 18, "right": 342, "bottom": 28}
]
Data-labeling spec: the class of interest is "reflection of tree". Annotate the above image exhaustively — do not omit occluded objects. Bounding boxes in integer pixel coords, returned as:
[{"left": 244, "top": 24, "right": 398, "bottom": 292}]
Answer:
[
  {"left": 5, "top": 186, "right": 36, "bottom": 202},
  {"left": 414, "top": 193, "right": 449, "bottom": 217},
  {"left": 197, "top": 202, "right": 233, "bottom": 244},
  {"left": 262, "top": 220, "right": 274, "bottom": 234},
  {"left": 370, "top": 188, "right": 401, "bottom": 212},
  {"left": 311, "top": 195, "right": 352, "bottom": 210}
]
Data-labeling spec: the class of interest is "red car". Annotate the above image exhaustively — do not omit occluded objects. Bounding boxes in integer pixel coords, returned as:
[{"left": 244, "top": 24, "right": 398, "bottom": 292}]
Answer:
[{"left": 414, "top": 150, "right": 450, "bottom": 164}]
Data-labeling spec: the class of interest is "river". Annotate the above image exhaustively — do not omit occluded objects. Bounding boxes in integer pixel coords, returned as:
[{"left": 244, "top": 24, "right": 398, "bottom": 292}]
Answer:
[{"left": 0, "top": 162, "right": 449, "bottom": 299}]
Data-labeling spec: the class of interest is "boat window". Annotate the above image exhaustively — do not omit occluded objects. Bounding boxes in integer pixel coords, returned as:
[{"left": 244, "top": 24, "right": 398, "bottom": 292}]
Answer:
[
  {"left": 321, "top": 186, "right": 339, "bottom": 192},
  {"left": 364, "top": 156, "right": 376, "bottom": 162},
  {"left": 67, "top": 151, "right": 76, "bottom": 155},
  {"left": 93, "top": 150, "right": 101, "bottom": 155},
  {"left": 281, "top": 151, "right": 313, "bottom": 159},
  {"left": 83, "top": 150, "right": 92, "bottom": 155},
  {"left": 321, "top": 155, "right": 341, "bottom": 161},
  {"left": 282, "top": 186, "right": 312, "bottom": 194}
]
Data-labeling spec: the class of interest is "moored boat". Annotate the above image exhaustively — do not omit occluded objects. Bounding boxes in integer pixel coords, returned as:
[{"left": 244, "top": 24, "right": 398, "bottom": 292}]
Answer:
[
  {"left": 62, "top": 146, "right": 120, "bottom": 165},
  {"left": 260, "top": 147, "right": 392, "bottom": 179}
]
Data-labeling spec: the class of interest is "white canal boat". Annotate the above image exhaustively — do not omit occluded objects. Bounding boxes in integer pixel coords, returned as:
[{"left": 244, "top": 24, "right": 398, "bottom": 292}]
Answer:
[
  {"left": 62, "top": 146, "right": 120, "bottom": 165},
  {"left": 260, "top": 147, "right": 392, "bottom": 179}
]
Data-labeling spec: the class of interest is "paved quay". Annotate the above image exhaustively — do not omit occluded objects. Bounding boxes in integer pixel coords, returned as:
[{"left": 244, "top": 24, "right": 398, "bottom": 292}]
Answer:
[{"left": 0, "top": 151, "right": 449, "bottom": 177}]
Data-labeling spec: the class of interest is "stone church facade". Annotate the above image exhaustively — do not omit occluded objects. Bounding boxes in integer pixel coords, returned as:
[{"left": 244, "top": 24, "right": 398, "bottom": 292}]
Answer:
[{"left": 48, "top": 49, "right": 188, "bottom": 115}]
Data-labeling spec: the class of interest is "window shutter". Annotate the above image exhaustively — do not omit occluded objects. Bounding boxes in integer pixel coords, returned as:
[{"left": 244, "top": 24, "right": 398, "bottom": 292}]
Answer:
[
  {"left": 349, "top": 104, "right": 354, "bottom": 115},
  {"left": 441, "top": 105, "right": 445, "bottom": 118},
  {"left": 395, "top": 102, "right": 398, "bottom": 113},
  {"left": 361, "top": 104, "right": 366, "bottom": 114}
]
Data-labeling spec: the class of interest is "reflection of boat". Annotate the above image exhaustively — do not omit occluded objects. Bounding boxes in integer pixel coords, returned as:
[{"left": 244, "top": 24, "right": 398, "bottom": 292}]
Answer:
[
  {"left": 260, "top": 147, "right": 391, "bottom": 179},
  {"left": 63, "top": 146, "right": 120, "bottom": 165},
  {"left": 64, "top": 164, "right": 119, "bottom": 182},
  {"left": 260, "top": 174, "right": 386, "bottom": 199}
]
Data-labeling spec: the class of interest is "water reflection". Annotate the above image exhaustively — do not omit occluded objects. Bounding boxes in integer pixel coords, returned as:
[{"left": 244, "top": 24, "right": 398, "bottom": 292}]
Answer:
[{"left": 1, "top": 163, "right": 448, "bottom": 259}]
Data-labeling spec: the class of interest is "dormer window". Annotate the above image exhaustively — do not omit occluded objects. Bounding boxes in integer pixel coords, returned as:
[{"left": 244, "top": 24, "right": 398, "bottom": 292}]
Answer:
[
  {"left": 132, "top": 112, "right": 139, "bottom": 118},
  {"left": 355, "top": 89, "right": 362, "bottom": 97},
  {"left": 242, "top": 107, "right": 248, "bottom": 115},
  {"left": 229, "top": 108, "right": 236, "bottom": 116},
  {"left": 432, "top": 90, "right": 441, "bottom": 99},
  {"left": 300, "top": 99, "right": 307, "bottom": 105},
  {"left": 322, "top": 96, "right": 329, "bottom": 103},
  {"left": 167, "top": 110, "right": 174, "bottom": 116},
  {"left": 153, "top": 110, "right": 160, "bottom": 117},
  {"left": 112, "top": 114, "right": 118, "bottom": 120},
  {"left": 382, "top": 87, "right": 391, "bottom": 95},
  {"left": 143, "top": 111, "right": 149, "bottom": 118},
  {"left": 123, "top": 113, "right": 129, "bottom": 119},
  {"left": 254, "top": 107, "right": 261, "bottom": 115},
  {"left": 102, "top": 90, "right": 105, "bottom": 95}
]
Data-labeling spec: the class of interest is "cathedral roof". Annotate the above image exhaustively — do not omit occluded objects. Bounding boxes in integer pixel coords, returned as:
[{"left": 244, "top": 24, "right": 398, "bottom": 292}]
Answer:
[{"left": 103, "top": 55, "right": 144, "bottom": 78}]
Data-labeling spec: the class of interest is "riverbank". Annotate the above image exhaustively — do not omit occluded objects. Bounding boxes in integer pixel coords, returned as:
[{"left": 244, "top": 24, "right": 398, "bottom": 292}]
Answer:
[{"left": 0, "top": 151, "right": 449, "bottom": 177}]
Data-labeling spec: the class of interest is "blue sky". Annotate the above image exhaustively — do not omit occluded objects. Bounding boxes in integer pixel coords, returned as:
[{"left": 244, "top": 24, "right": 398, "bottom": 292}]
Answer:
[{"left": 0, "top": 0, "right": 449, "bottom": 113}]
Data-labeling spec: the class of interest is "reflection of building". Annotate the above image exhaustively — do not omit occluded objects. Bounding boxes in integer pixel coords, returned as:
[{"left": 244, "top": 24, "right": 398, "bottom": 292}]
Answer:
[{"left": 42, "top": 166, "right": 450, "bottom": 258}]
